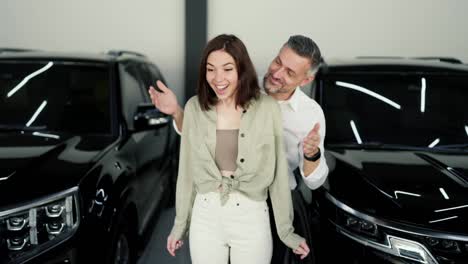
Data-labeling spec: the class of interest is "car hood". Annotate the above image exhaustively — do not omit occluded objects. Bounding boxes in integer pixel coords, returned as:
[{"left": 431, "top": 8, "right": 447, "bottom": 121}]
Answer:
[
  {"left": 0, "top": 133, "right": 114, "bottom": 208},
  {"left": 325, "top": 148, "right": 468, "bottom": 235}
]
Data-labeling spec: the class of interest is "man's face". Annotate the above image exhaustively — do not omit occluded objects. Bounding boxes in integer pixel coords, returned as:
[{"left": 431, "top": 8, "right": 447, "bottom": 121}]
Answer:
[{"left": 263, "top": 46, "right": 314, "bottom": 100}]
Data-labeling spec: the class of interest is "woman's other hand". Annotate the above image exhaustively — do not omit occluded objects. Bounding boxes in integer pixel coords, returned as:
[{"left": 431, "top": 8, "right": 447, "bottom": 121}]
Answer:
[
  {"left": 293, "top": 240, "right": 310, "bottom": 259},
  {"left": 166, "top": 235, "right": 184, "bottom": 257}
]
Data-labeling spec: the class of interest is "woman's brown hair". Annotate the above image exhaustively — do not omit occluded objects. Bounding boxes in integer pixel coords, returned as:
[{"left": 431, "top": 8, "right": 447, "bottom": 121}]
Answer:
[{"left": 197, "top": 34, "right": 260, "bottom": 111}]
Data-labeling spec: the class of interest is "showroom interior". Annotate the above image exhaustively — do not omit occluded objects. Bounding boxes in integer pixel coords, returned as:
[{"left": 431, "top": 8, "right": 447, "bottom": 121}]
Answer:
[{"left": 1, "top": 0, "right": 468, "bottom": 264}]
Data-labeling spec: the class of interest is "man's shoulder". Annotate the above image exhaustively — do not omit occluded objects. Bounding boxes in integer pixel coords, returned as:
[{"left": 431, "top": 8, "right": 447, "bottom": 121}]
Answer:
[{"left": 297, "top": 88, "right": 324, "bottom": 113}]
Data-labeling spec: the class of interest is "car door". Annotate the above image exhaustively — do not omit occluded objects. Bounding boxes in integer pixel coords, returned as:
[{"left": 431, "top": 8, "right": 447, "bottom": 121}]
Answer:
[{"left": 119, "top": 60, "right": 172, "bottom": 239}]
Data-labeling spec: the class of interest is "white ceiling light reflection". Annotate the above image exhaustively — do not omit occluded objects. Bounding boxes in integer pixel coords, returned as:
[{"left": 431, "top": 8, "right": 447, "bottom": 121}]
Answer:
[
  {"left": 429, "top": 216, "right": 458, "bottom": 224},
  {"left": 350, "top": 120, "right": 362, "bottom": 144},
  {"left": 394, "top": 190, "right": 421, "bottom": 199},
  {"left": 336, "top": 81, "right": 401, "bottom": 109},
  {"left": 428, "top": 138, "right": 440, "bottom": 148},
  {"left": 439, "top": 188, "right": 449, "bottom": 200},
  {"left": 465, "top": 125, "right": 468, "bottom": 136},
  {"left": 33, "top": 132, "right": 60, "bottom": 139},
  {"left": 420, "top": 78, "right": 426, "bottom": 113},
  {"left": 435, "top": 204, "right": 468, "bottom": 213},
  {"left": 26, "top": 100, "right": 47, "bottom": 127},
  {"left": 7, "top": 62, "right": 54, "bottom": 98}
]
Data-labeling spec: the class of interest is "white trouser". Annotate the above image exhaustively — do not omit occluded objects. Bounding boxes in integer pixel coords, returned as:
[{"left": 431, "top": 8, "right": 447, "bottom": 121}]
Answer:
[{"left": 189, "top": 192, "right": 273, "bottom": 264}]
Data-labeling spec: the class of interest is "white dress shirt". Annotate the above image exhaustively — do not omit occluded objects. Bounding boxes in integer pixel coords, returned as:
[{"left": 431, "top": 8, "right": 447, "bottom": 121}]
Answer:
[
  {"left": 276, "top": 87, "right": 329, "bottom": 190},
  {"left": 173, "top": 87, "right": 329, "bottom": 190}
]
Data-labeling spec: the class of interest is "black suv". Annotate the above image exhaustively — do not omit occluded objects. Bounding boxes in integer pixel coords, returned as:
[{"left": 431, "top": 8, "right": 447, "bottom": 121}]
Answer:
[
  {"left": 0, "top": 49, "right": 178, "bottom": 263},
  {"left": 313, "top": 57, "right": 468, "bottom": 264}
]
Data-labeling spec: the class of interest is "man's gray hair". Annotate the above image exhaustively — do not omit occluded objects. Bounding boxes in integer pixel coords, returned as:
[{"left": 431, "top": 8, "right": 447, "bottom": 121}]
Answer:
[{"left": 285, "top": 35, "right": 322, "bottom": 75}]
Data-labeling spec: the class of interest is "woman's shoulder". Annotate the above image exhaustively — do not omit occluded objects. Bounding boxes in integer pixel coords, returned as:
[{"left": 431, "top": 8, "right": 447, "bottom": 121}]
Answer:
[
  {"left": 255, "top": 93, "right": 279, "bottom": 110},
  {"left": 185, "top": 96, "right": 201, "bottom": 111}
]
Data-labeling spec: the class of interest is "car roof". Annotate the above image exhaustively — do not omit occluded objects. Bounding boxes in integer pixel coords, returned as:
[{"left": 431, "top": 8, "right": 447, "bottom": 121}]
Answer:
[
  {"left": 322, "top": 57, "right": 468, "bottom": 73},
  {"left": 0, "top": 49, "right": 151, "bottom": 64}
]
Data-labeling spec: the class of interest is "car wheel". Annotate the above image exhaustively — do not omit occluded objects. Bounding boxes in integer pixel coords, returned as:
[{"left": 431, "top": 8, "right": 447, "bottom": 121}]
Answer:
[{"left": 109, "top": 218, "right": 136, "bottom": 264}]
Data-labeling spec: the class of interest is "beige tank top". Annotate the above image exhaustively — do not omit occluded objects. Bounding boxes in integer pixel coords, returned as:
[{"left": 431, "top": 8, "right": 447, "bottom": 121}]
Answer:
[{"left": 215, "top": 129, "right": 239, "bottom": 172}]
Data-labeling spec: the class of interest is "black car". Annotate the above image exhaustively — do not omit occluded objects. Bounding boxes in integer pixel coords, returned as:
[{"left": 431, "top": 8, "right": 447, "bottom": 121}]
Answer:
[
  {"left": 0, "top": 49, "right": 178, "bottom": 264},
  {"left": 313, "top": 57, "right": 468, "bottom": 264}
]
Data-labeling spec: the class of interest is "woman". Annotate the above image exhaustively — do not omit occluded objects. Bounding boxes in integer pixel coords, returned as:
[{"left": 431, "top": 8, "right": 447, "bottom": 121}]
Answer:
[{"left": 167, "top": 34, "right": 309, "bottom": 264}]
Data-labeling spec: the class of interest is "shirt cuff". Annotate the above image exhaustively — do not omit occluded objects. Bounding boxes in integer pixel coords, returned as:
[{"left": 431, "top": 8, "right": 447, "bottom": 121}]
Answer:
[
  {"left": 169, "top": 222, "right": 188, "bottom": 241},
  {"left": 172, "top": 119, "right": 182, "bottom": 136},
  {"left": 299, "top": 152, "right": 329, "bottom": 190},
  {"left": 282, "top": 232, "right": 306, "bottom": 250}
]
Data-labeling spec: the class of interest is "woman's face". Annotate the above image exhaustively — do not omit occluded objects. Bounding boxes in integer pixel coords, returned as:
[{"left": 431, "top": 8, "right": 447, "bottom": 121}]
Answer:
[{"left": 206, "top": 50, "right": 239, "bottom": 101}]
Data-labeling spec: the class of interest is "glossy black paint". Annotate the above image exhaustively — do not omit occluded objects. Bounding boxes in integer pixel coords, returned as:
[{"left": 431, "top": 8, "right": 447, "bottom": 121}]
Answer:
[
  {"left": 0, "top": 51, "right": 178, "bottom": 264},
  {"left": 314, "top": 58, "right": 468, "bottom": 263},
  {"left": 324, "top": 148, "right": 468, "bottom": 234}
]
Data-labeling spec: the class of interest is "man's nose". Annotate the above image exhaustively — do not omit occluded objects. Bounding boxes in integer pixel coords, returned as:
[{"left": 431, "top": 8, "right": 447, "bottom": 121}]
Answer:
[{"left": 272, "top": 67, "right": 285, "bottom": 79}]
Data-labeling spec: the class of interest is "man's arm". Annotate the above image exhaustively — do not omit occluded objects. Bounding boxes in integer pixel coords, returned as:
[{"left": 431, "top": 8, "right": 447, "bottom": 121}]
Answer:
[
  {"left": 300, "top": 118, "right": 329, "bottom": 190},
  {"left": 148, "top": 80, "right": 184, "bottom": 134},
  {"left": 302, "top": 123, "right": 321, "bottom": 176}
]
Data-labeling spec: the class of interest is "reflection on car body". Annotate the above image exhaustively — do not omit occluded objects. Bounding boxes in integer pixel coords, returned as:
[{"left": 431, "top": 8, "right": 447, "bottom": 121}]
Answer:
[
  {"left": 0, "top": 49, "right": 178, "bottom": 264},
  {"left": 314, "top": 57, "right": 468, "bottom": 264}
]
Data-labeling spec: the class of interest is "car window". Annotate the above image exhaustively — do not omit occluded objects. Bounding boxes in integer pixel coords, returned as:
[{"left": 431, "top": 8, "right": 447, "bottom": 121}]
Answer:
[
  {"left": 321, "top": 72, "right": 468, "bottom": 148},
  {"left": 119, "top": 62, "right": 146, "bottom": 130},
  {"left": 0, "top": 61, "right": 111, "bottom": 134},
  {"left": 137, "top": 63, "right": 154, "bottom": 103},
  {"left": 147, "top": 63, "right": 166, "bottom": 84}
]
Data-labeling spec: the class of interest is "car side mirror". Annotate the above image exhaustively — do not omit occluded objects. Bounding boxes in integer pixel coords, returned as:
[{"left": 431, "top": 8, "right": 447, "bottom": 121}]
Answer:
[{"left": 133, "top": 103, "right": 170, "bottom": 131}]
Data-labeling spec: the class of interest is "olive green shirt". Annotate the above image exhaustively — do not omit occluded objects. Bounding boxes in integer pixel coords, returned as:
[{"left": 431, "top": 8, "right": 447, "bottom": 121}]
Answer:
[{"left": 170, "top": 94, "right": 304, "bottom": 250}]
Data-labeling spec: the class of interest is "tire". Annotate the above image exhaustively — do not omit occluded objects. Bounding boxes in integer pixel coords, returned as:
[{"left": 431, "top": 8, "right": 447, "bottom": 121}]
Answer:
[{"left": 108, "top": 217, "right": 137, "bottom": 264}]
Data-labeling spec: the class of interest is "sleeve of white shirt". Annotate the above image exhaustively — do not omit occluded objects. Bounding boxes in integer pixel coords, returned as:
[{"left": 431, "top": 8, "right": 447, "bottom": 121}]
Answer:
[
  {"left": 172, "top": 119, "right": 182, "bottom": 136},
  {"left": 299, "top": 107, "right": 329, "bottom": 190}
]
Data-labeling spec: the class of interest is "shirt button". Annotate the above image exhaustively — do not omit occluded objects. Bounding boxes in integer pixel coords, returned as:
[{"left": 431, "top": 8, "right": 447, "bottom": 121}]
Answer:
[
  {"left": 240, "top": 133, "right": 245, "bottom": 138},
  {"left": 240, "top": 158, "right": 245, "bottom": 163},
  {"left": 230, "top": 175, "right": 234, "bottom": 179}
]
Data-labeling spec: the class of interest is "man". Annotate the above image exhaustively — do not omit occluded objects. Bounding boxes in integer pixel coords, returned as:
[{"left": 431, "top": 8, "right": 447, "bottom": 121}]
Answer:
[{"left": 149, "top": 35, "right": 328, "bottom": 263}]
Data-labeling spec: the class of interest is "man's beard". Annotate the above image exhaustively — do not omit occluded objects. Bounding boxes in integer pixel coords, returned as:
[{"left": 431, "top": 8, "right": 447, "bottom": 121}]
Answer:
[{"left": 263, "top": 74, "right": 286, "bottom": 94}]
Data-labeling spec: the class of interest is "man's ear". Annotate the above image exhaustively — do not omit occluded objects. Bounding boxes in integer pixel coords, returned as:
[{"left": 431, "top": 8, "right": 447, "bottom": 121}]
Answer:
[{"left": 300, "top": 74, "right": 315, "bottom": 87}]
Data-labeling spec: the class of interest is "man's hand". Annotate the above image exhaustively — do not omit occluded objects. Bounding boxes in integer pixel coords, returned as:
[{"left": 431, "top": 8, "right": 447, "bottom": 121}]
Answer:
[
  {"left": 293, "top": 240, "right": 310, "bottom": 260},
  {"left": 166, "top": 235, "right": 184, "bottom": 257},
  {"left": 303, "top": 123, "right": 320, "bottom": 159},
  {"left": 148, "top": 80, "right": 180, "bottom": 116}
]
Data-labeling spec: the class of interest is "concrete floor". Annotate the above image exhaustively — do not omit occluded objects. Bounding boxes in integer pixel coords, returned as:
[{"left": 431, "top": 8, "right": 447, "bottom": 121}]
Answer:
[{"left": 138, "top": 208, "right": 191, "bottom": 264}]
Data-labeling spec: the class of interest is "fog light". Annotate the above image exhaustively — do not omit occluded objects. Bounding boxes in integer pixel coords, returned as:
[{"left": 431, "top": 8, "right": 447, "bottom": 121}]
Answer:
[
  {"left": 346, "top": 216, "right": 359, "bottom": 227},
  {"left": 425, "top": 237, "right": 439, "bottom": 247},
  {"left": 46, "top": 203, "right": 64, "bottom": 217},
  {"left": 389, "top": 236, "right": 433, "bottom": 263},
  {"left": 360, "top": 220, "right": 376, "bottom": 234},
  {"left": 6, "top": 236, "right": 29, "bottom": 251},
  {"left": 0, "top": 187, "right": 79, "bottom": 262},
  {"left": 441, "top": 240, "right": 457, "bottom": 250},
  {"left": 46, "top": 222, "right": 65, "bottom": 235},
  {"left": 7, "top": 215, "right": 28, "bottom": 231}
]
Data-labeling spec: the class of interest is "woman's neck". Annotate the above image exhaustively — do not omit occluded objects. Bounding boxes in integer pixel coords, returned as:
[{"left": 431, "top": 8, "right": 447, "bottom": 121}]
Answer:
[{"left": 217, "top": 97, "right": 237, "bottom": 109}]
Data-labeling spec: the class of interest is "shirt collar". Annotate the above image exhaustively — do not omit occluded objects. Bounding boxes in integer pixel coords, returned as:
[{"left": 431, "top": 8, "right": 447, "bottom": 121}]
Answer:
[{"left": 278, "top": 87, "right": 300, "bottom": 112}]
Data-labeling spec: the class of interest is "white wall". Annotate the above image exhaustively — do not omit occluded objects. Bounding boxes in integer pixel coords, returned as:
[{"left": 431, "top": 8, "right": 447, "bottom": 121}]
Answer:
[
  {"left": 2, "top": 1, "right": 467, "bottom": 101},
  {"left": 208, "top": 0, "right": 468, "bottom": 76},
  {"left": 0, "top": 0, "right": 185, "bottom": 100}
]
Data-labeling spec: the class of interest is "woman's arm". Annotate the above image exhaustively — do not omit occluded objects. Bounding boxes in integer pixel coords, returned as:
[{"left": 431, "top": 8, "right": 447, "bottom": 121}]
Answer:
[
  {"left": 169, "top": 98, "right": 197, "bottom": 240},
  {"left": 268, "top": 100, "right": 305, "bottom": 250}
]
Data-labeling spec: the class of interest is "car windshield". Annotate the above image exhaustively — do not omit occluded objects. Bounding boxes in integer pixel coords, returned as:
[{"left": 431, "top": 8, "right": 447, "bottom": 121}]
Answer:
[
  {"left": 321, "top": 72, "right": 468, "bottom": 151},
  {"left": 0, "top": 60, "right": 111, "bottom": 135}
]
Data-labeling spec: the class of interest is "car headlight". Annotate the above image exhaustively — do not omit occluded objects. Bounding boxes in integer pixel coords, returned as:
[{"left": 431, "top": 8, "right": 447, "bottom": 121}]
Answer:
[{"left": 0, "top": 187, "right": 79, "bottom": 263}]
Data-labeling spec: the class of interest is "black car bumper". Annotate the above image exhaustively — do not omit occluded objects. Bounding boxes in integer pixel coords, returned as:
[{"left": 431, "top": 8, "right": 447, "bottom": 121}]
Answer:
[{"left": 317, "top": 191, "right": 468, "bottom": 264}]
